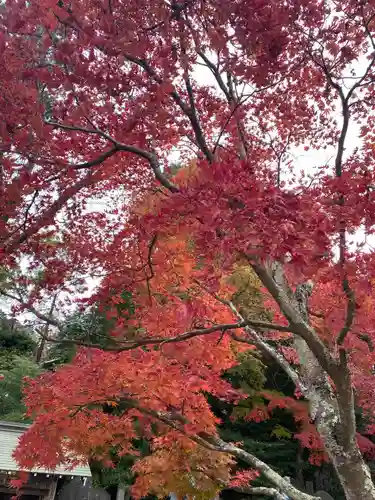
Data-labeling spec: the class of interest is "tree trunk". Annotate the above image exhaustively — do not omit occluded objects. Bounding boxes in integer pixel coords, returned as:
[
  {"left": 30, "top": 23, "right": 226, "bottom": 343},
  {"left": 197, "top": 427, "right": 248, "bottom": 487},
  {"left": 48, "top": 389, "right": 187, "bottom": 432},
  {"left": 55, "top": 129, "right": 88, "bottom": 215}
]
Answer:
[
  {"left": 293, "top": 283, "right": 375, "bottom": 500},
  {"left": 315, "top": 397, "right": 375, "bottom": 499},
  {"left": 44, "top": 480, "right": 58, "bottom": 500},
  {"left": 116, "top": 486, "right": 126, "bottom": 500},
  {"left": 331, "top": 449, "right": 375, "bottom": 500}
]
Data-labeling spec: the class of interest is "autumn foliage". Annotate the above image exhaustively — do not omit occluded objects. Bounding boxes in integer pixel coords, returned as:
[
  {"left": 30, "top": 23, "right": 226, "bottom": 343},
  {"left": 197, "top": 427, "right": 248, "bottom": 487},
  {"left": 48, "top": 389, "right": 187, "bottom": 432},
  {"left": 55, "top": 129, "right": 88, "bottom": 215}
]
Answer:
[{"left": 3, "top": 0, "right": 375, "bottom": 499}]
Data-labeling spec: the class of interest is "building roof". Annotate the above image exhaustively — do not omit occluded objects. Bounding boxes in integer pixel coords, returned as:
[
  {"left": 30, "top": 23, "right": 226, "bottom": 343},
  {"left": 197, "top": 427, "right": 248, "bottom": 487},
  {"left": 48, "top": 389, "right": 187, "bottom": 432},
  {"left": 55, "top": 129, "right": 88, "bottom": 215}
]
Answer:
[{"left": 0, "top": 421, "right": 91, "bottom": 477}]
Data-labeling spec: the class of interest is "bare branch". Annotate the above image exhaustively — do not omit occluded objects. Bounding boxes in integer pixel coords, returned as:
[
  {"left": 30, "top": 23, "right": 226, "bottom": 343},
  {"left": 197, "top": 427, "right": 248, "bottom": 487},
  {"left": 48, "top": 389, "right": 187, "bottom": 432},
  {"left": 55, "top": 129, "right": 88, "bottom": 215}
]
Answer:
[
  {"left": 144, "top": 233, "right": 158, "bottom": 304},
  {"left": 47, "top": 121, "right": 117, "bottom": 142},
  {"left": 180, "top": 47, "right": 214, "bottom": 162},
  {"left": 116, "top": 51, "right": 213, "bottom": 163},
  {"left": 242, "top": 319, "right": 292, "bottom": 332},
  {"left": 336, "top": 278, "right": 356, "bottom": 345},
  {"left": 197, "top": 50, "right": 230, "bottom": 100},
  {"left": 35, "top": 294, "right": 58, "bottom": 363},
  {"left": 0, "top": 288, "right": 62, "bottom": 328},
  {"left": 47, "top": 120, "right": 179, "bottom": 193},
  {"left": 70, "top": 147, "right": 120, "bottom": 170},
  {"left": 36, "top": 320, "right": 259, "bottom": 351},
  {"left": 199, "top": 435, "right": 318, "bottom": 500},
  {"left": 225, "top": 485, "right": 286, "bottom": 499},
  {"left": 212, "top": 101, "right": 244, "bottom": 156},
  {"left": 227, "top": 301, "right": 303, "bottom": 390},
  {"left": 197, "top": 467, "right": 286, "bottom": 499},
  {"left": 357, "top": 333, "right": 374, "bottom": 352}
]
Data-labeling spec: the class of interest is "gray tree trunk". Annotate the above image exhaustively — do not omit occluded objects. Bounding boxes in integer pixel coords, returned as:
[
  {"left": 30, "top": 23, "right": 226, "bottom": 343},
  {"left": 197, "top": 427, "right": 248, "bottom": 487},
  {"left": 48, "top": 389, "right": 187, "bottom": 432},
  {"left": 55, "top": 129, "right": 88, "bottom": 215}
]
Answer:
[{"left": 293, "top": 283, "right": 375, "bottom": 500}]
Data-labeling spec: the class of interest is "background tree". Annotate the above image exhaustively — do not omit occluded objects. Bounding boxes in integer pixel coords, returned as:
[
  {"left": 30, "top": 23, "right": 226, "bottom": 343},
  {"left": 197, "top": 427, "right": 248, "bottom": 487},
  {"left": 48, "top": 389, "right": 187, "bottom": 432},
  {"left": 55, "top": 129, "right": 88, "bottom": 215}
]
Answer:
[
  {"left": 45, "top": 307, "right": 120, "bottom": 365},
  {"left": 0, "top": 312, "right": 36, "bottom": 357},
  {"left": 0, "top": 311, "right": 40, "bottom": 422},
  {"left": 0, "top": 355, "right": 41, "bottom": 422}
]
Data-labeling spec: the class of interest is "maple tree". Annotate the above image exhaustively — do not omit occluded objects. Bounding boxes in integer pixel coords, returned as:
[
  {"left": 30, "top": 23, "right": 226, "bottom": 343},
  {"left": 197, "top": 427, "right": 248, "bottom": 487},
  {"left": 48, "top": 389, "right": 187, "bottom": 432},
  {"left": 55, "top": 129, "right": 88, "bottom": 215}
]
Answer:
[{"left": 3, "top": 0, "right": 375, "bottom": 499}]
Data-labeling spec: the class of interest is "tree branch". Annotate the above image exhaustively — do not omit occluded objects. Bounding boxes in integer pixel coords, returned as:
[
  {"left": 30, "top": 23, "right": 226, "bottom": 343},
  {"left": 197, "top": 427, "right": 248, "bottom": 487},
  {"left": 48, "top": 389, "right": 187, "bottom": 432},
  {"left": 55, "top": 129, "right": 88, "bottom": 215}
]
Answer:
[
  {"left": 181, "top": 47, "right": 214, "bottom": 162},
  {"left": 309, "top": 40, "right": 358, "bottom": 349},
  {"left": 35, "top": 294, "right": 58, "bottom": 363},
  {"left": 0, "top": 282, "right": 294, "bottom": 353},
  {"left": 249, "top": 261, "right": 339, "bottom": 381},
  {"left": 0, "top": 288, "right": 62, "bottom": 328},
  {"left": 118, "top": 51, "right": 213, "bottom": 163},
  {"left": 195, "top": 434, "right": 318, "bottom": 500},
  {"left": 228, "top": 301, "right": 304, "bottom": 391},
  {"left": 225, "top": 485, "right": 286, "bottom": 499},
  {"left": 2, "top": 174, "right": 97, "bottom": 253},
  {"left": 47, "top": 121, "right": 179, "bottom": 193},
  {"left": 69, "top": 147, "right": 120, "bottom": 170},
  {"left": 194, "top": 49, "right": 249, "bottom": 160},
  {"left": 196, "top": 50, "right": 230, "bottom": 100},
  {"left": 35, "top": 320, "right": 264, "bottom": 351},
  {"left": 242, "top": 319, "right": 292, "bottom": 332},
  {"left": 336, "top": 278, "right": 356, "bottom": 345},
  {"left": 72, "top": 398, "right": 318, "bottom": 500},
  {"left": 197, "top": 467, "right": 286, "bottom": 499}
]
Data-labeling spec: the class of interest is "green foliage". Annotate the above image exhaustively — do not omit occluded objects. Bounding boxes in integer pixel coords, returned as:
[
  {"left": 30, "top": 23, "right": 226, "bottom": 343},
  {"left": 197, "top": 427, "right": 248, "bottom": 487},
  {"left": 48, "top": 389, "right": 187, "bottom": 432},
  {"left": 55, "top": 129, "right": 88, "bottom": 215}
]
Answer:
[
  {"left": 0, "top": 310, "right": 39, "bottom": 422},
  {"left": 114, "top": 290, "right": 135, "bottom": 318},
  {"left": 228, "top": 265, "right": 272, "bottom": 322},
  {"left": 91, "top": 435, "right": 151, "bottom": 491},
  {"left": 271, "top": 424, "right": 293, "bottom": 440},
  {"left": 46, "top": 307, "right": 118, "bottom": 365},
  {"left": 0, "top": 313, "right": 36, "bottom": 356},
  {"left": 0, "top": 354, "right": 41, "bottom": 422},
  {"left": 91, "top": 455, "right": 137, "bottom": 490},
  {"left": 225, "top": 350, "right": 266, "bottom": 395},
  {"left": 47, "top": 291, "right": 136, "bottom": 366}
]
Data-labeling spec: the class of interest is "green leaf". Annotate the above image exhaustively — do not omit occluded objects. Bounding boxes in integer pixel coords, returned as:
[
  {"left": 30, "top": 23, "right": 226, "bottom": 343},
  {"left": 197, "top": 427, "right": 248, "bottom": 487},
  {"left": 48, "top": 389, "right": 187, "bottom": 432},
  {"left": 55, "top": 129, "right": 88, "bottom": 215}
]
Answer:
[{"left": 271, "top": 424, "right": 292, "bottom": 440}]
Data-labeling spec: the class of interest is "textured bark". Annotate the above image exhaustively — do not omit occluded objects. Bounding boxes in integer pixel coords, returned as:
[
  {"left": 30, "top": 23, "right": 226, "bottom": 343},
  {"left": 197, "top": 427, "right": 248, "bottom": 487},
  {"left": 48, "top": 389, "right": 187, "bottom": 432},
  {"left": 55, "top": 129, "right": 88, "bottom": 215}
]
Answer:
[
  {"left": 205, "top": 436, "right": 319, "bottom": 500},
  {"left": 332, "top": 449, "right": 375, "bottom": 500},
  {"left": 250, "top": 261, "right": 375, "bottom": 500},
  {"left": 293, "top": 282, "right": 375, "bottom": 500},
  {"left": 116, "top": 486, "right": 127, "bottom": 500},
  {"left": 226, "top": 485, "right": 288, "bottom": 499}
]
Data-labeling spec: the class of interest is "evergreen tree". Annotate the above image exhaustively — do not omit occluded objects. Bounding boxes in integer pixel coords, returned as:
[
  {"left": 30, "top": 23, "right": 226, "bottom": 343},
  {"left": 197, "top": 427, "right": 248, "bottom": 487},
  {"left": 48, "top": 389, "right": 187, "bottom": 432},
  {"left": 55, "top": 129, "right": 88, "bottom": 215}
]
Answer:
[
  {"left": 0, "top": 311, "right": 36, "bottom": 357},
  {"left": 0, "top": 311, "right": 40, "bottom": 422},
  {"left": 0, "top": 355, "right": 41, "bottom": 422}
]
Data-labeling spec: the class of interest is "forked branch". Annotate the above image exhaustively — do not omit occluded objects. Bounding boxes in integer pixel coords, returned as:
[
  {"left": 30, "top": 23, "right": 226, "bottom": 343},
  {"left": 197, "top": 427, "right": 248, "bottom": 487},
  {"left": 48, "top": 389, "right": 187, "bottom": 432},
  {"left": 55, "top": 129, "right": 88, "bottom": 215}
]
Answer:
[
  {"left": 47, "top": 120, "right": 179, "bottom": 193},
  {"left": 71, "top": 398, "right": 318, "bottom": 500},
  {"left": 249, "top": 261, "right": 339, "bottom": 380},
  {"left": 227, "top": 301, "right": 304, "bottom": 390}
]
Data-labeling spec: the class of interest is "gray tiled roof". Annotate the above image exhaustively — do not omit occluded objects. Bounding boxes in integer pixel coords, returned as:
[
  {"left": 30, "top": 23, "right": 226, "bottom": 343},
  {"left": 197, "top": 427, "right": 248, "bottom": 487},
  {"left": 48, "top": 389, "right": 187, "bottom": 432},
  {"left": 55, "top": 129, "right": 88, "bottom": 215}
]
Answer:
[{"left": 0, "top": 421, "right": 91, "bottom": 477}]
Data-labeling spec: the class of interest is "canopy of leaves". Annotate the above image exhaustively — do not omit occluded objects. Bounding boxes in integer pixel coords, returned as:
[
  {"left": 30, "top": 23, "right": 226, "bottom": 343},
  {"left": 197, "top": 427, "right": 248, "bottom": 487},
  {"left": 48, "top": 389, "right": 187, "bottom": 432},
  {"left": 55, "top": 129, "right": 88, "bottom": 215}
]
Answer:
[
  {"left": 0, "top": 354, "right": 41, "bottom": 422},
  {"left": 3, "top": 0, "right": 375, "bottom": 499}
]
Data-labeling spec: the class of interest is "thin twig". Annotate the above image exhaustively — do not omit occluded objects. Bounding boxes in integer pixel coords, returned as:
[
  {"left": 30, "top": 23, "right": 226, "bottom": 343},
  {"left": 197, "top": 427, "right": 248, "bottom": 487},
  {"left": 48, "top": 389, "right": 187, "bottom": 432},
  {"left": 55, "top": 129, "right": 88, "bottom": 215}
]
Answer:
[{"left": 336, "top": 278, "right": 356, "bottom": 345}]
